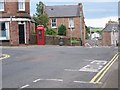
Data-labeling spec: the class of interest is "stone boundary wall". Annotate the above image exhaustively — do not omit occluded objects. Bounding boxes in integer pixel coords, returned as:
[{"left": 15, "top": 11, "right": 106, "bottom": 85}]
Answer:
[{"left": 30, "top": 35, "right": 81, "bottom": 46}]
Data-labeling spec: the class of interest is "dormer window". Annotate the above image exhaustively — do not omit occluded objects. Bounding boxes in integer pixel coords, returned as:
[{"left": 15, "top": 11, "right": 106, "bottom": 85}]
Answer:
[
  {"left": 18, "top": 0, "right": 25, "bottom": 11},
  {"left": 0, "top": 0, "right": 4, "bottom": 11}
]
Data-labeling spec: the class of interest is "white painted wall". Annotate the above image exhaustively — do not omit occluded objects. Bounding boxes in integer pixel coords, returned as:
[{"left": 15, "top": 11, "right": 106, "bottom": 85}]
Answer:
[
  {"left": 91, "top": 32, "right": 101, "bottom": 40},
  {"left": 111, "top": 31, "right": 119, "bottom": 46}
]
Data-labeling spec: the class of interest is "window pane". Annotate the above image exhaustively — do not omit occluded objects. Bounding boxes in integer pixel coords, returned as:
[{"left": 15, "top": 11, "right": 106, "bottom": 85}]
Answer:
[
  {"left": 52, "top": 23, "right": 56, "bottom": 27},
  {"left": 1, "top": 30, "right": 6, "bottom": 37},
  {"left": 52, "top": 18, "right": 56, "bottom": 23},
  {"left": 0, "top": 2, "right": 4, "bottom": 11},
  {"left": 0, "top": 0, "right": 4, "bottom": 2},
  {"left": 1, "top": 23, "right": 5, "bottom": 30},
  {"left": 0, "top": 22, "right": 6, "bottom": 37},
  {"left": 19, "top": 2, "right": 24, "bottom": 9},
  {"left": 52, "top": 18, "right": 56, "bottom": 27},
  {"left": 18, "top": 0, "right": 25, "bottom": 11},
  {"left": 69, "top": 18, "right": 74, "bottom": 28},
  {"left": 19, "top": 0, "right": 24, "bottom": 2}
]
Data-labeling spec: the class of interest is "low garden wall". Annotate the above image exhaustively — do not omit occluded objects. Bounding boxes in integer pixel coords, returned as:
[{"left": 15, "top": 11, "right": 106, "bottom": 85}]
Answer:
[
  {"left": 0, "top": 40, "right": 10, "bottom": 46},
  {"left": 29, "top": 34, "right": 81, "bottom": 46}
]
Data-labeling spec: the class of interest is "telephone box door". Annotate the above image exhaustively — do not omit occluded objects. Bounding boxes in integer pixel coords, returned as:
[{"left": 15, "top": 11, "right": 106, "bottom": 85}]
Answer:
[{"left": 36, "top": 25, "right": 45, "bottom": 45}]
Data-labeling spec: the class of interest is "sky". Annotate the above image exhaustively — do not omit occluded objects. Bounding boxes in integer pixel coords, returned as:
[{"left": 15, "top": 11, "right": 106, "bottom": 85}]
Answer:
[{"left": 30, "top": 0, "right": 119, "bottom": 28}]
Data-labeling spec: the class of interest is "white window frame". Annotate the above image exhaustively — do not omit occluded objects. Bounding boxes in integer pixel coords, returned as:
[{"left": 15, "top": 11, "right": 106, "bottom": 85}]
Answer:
[
  {"left": 0, "top": 22, "right": 10, "bottom": 40},
  {"left": 69, "top": 18, "right": 74, "bottom": 28},
  {"left": 51, "top": 18, "right": 57, "bottom": 28},
  {"left": 0, "top": 0, "right": 4, "bottom": 11},
  {"left": 18, "top": 0, "right": 25, "bottom": 11}
]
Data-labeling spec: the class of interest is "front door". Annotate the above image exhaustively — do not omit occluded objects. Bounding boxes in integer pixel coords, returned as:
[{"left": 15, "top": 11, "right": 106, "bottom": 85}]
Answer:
[{"left": 19, "top": 24, "right": 25, "bottom": 44}]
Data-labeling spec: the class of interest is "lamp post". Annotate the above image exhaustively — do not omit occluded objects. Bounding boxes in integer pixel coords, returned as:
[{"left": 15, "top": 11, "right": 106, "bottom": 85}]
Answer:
[{"left": 112, "top": 27, "right": 116, "bottom": 46}]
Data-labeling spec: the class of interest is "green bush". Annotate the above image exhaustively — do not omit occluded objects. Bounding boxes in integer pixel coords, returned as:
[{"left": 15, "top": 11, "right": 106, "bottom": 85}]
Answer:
[
  {"left": 45, "top": 28, "right": 57, "bottom": 36},
  {"left": 69, "top": 37, "right": 80, "bottom": 43},
  {"left": 71, "top": 39, "right": 79, "bottom": 43},
  {"left": 58, "top": 24, "right": 66, "bottom": 36}
]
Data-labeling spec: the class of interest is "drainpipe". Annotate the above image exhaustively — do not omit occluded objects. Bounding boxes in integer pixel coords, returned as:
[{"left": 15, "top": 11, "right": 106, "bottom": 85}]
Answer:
[
  {"left": 79, "top": 3, "right": 83, "bottom": 46},
  {"left": 10, "top": 16, "right": 13, "bottom": 45}
]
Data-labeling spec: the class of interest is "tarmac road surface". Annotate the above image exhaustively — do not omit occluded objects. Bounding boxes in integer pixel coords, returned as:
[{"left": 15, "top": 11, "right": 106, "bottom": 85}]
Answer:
[{"left": 1, "top": 46, "right": 118, "bottom": 89}]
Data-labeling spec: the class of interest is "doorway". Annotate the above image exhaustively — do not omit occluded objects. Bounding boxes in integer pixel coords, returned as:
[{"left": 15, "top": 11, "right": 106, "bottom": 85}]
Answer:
[{"left": 19, "top": 24, "right": 25, "bottom": 44}]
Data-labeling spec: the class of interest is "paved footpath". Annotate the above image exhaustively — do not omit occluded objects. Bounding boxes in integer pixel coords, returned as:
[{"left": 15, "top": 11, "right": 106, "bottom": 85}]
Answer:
[{"left": 101, "top": 60, "right": 118, "bottom": 88}]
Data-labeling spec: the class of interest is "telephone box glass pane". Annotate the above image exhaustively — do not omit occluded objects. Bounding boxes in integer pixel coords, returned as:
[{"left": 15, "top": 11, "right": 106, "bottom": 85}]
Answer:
[{"left": 39, "top": 30, "right": 42, "bottom": 41}]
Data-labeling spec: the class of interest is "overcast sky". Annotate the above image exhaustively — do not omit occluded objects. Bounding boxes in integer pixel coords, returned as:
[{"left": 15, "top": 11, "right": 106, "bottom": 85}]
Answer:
[{"left": 30, "top": 0, "right": 119, "bottom": 28}]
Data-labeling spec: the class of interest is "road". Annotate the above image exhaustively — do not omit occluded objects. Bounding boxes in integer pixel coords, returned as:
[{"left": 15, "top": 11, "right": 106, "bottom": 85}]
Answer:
[{"left": 1, "top": 46, "right": 118, "bottom": 89}]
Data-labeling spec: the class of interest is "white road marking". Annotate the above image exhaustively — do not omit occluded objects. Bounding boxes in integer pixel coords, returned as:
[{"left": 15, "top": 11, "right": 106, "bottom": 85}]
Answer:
[
  {"left": 65, "top": 68, "right": 98, "bottom": 72},
  {"left": 74, "top": 81, "right": 102, "bottom": 84},
  {"left": 74, "top": 81, "right": 90, "bottom": 84},
  {"left": 84, "top": 65, "right": 90, "bottom": 68},
  {"left": 98, "top": 67, "right": 102, "bottom": 70},
  {"left": 78, "top": 60, "right": 108, "bottom": 72},
  {"left": 0, "top": 54, "right": 10, "bottom": 60},
  {"left": 33, "top": 78, "right": 63, "bottom": 83},
  {"left": 20, "top": 84, "right": 30, "bottom": 89},
  {"left": 99, "top": 65, "right": 103, "bottom": 67},
  {"left": 79, "top": 64, "right": 99, "bottom": 72},
  {"left": 91, "top": 60, "right": 107, "bottom": 65},
  {"left": 45, "top": 79, "right": 63, "bottom": 82},
  {"left": 83, "top": 59, "right": 94, "bottom": 61},
  {"left": 33, "top": 79, "right": 42, "bottom": 82},
  {"left": 79, "top": 68, "right": 98, "bottom": 72},
  {"left": 64, "top": 69, "right": 79, "bottom": 71},
  {"left": 65, "top": 60, "right": 108, "bottom": 73},
  {"left": 98, "top": 66, "right": 103, "bottom": 70}
]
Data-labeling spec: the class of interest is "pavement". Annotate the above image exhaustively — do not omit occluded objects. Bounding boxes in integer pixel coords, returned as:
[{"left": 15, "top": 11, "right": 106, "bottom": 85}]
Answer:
[
  {"left": 1, "top": 45, "right": 118, "bottom": 89},
  {"left": 101, "top": 60, "right": 118, "bottom": 88}
]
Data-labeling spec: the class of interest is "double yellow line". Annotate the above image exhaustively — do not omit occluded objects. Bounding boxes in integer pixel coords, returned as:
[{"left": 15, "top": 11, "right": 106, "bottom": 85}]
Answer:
[
  {"left": 0, "top": 54, "right": 10, "bottom": 60},
  {"left": 89, "top": 53, "right": 119, "bottom": 84}
]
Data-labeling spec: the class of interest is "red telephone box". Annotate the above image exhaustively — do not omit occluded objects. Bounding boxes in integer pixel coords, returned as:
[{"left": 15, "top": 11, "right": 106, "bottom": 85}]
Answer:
[{"left": 36, "top": 25, "right": 45, "bottom": 45}]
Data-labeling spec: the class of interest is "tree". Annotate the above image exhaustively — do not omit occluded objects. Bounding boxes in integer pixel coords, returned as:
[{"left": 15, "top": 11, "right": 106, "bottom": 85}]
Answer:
[
  {"left": 33, "top": 1, "right": 49, "bottom": 29},
  {"left": 58, "top": 24, "right": 66, "bottom": 36},
  {"left": 35, "top": 1, "right": 44, "bottom": 16},
  {"left": 33, "top": 14, "right": 49, "bottom": 29},
  {"left": 96, "top": 30, "right": 102, "bottom": 35}
]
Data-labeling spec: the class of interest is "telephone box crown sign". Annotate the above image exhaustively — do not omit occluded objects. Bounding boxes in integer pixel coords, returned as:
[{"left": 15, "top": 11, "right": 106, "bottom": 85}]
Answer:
[{"left": 37, "top": 25, "right": 44, "bottom": 30}]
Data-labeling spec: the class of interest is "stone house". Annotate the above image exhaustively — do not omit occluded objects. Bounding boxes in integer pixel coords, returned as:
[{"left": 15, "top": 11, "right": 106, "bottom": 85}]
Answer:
[
  {"left": 0, "top": 0, "right": 34, "bottom": 46},
  {"left": 45, "top": 3, "right": 86, "bottom": 45},
  {"left": 102, "top": 20, "right": 119, "bottom": 46}
]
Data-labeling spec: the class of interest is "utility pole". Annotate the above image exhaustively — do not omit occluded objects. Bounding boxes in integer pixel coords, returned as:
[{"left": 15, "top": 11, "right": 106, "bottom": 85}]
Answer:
[
  {"left": 90, "top": 27, "right": 92, "bottom": 40},
  {"left": 79, "top": 3, "right": 83, "bottom": 46},
  {"left": 70, "top": 25, "right": 72, "bottom": 46},
  {"left": 112, "top": 27, "right": 116, "bottom": 46}
]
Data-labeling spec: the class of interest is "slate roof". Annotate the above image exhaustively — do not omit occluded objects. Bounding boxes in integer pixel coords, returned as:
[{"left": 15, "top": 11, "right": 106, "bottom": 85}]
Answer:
[
  {"left": 103, "top": 22, "right": 118, "bottom": 32},
  {"left": 45, "top": 5, "right": 80, "bottom": 18}
]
